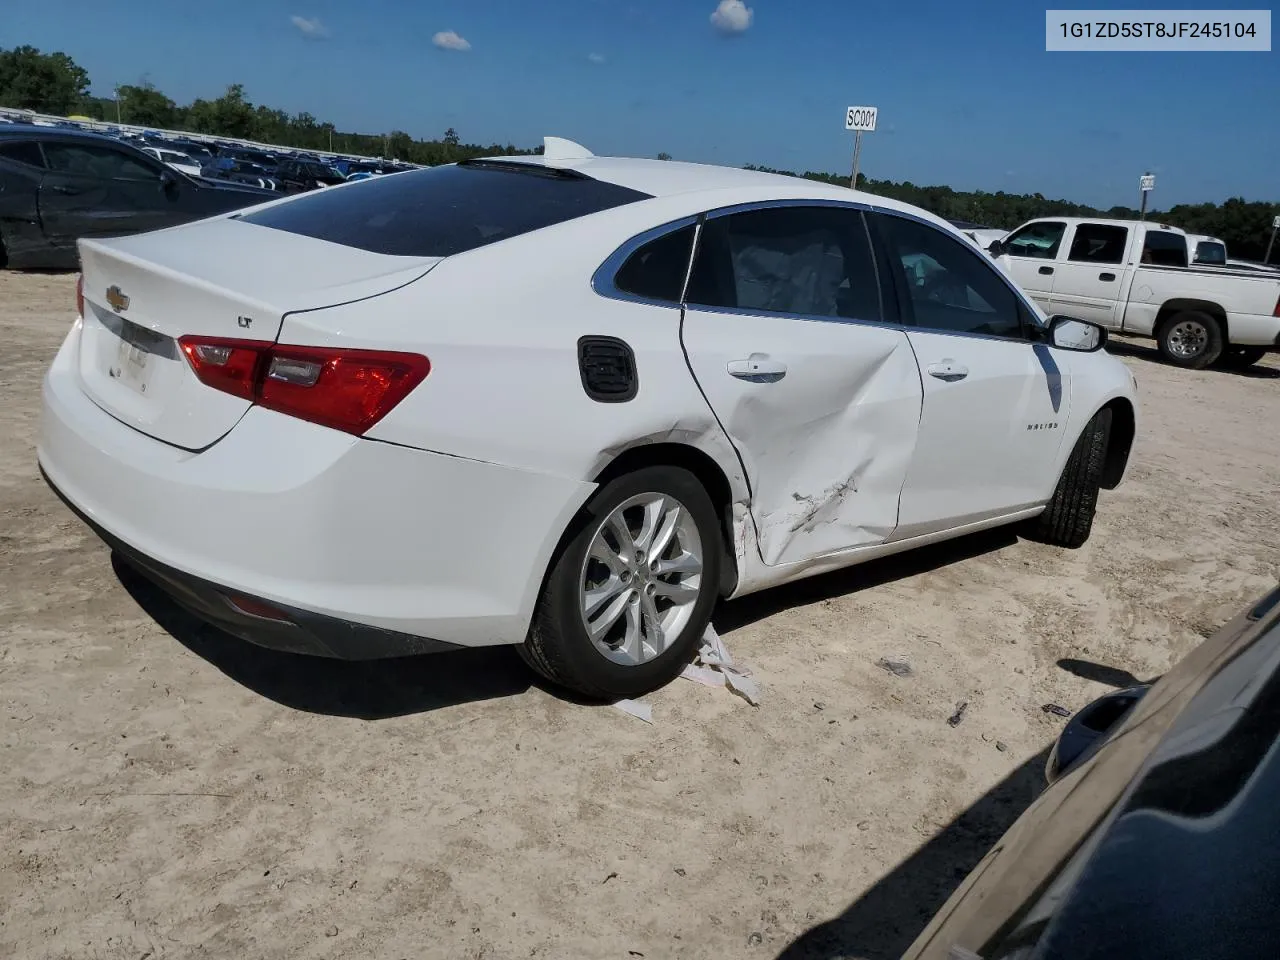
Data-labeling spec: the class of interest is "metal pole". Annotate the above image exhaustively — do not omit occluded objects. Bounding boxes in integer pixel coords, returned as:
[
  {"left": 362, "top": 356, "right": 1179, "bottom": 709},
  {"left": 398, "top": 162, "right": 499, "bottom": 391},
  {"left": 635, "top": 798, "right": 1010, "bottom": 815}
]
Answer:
[
  {"left": 1266, "top": 224, "right": 1278, "bottom": 265},
  {"left": 849, "top": 129, "right": 863, "bottom": 190},
  {"left": 1139, "top": 188, "right": 1147, "bottom": 221}
]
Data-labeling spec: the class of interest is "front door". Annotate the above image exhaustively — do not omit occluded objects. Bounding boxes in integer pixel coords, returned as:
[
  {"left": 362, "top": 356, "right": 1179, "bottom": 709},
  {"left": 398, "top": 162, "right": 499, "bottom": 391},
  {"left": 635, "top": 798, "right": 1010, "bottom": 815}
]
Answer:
[
  {"left": 873, "top": 212, "right": 1072, "bottom": 538},
  {"left": 1049, "top": 222, "right": 1132, "bottom": 329},
  {"left": 997, "top": 219, "right": 1067, "bottom": 313},
  {"left": 680, "top": 203, "right": 923, "bottom": 566}
]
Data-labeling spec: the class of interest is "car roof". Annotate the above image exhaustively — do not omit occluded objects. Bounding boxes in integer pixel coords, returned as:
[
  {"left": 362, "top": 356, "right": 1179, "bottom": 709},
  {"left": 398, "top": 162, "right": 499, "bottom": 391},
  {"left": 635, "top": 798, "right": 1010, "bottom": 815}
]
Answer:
[
  {"left": 472, "top": 152, "right": 944, "bottom": 222},
  {"left": 0, "top": 123, "right": 132, "bottom": 146},
  {"left": 1024, "top": 215, "right": 1186, "bottom": 233}
]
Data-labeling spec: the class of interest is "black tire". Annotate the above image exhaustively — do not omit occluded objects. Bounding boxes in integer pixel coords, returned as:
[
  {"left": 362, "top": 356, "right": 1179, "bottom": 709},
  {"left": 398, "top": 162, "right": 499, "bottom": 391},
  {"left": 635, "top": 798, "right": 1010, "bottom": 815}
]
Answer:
[
  {"left": 1217, "top": 345, "right": 1268, "bottom": 369},
  {"left": 1025, "top": 408, "right": 1112, "bottom": 549},
  {"left": 1156, "top": 310, "right": 1223, "bottom": 369},
  {"left": 520, "top": 465, "right": 723, "bottom": 701}
]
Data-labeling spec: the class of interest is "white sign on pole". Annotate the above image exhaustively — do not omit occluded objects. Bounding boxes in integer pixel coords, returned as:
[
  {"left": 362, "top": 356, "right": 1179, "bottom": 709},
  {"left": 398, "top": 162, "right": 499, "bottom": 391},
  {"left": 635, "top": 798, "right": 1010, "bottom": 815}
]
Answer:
[
  {"left": 1139, "top": 174, "right": 1155, "bottom": 192},
  {"left": 845, "top": 106, "right": 878, "bottom": 132},
  {"left": 1273, "top": 215, "right": 1280, "bottom": 229}
]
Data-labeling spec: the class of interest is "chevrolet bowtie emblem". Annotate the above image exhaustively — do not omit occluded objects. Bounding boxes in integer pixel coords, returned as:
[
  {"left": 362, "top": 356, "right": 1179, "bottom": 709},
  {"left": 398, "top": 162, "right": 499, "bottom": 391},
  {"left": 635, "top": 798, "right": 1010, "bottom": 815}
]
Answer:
[{"left": 105, "top": 285, "right": 130, "bottom": 313}]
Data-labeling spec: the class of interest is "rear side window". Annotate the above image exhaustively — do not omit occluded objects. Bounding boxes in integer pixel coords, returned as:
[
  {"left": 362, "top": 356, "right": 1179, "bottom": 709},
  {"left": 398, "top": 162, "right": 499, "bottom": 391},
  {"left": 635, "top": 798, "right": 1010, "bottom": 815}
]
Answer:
[
  {"left": 1068, "top": 224, "right": 1128, "bottom": 264},
  {"left": 1194, "top": 241, "right": 1227, "bottom": 265},
  {"left": 239, "top": 161, "right": 652, "bottom": 257},
  {"left": 0, "top": 141, "right": 45, "bottom": 168},
  {"left": 1141, "top": 231, "right": 1188, "bottom": 267},
  {"left": 612, "top": 225, "right": 695, "bottom": 302}
]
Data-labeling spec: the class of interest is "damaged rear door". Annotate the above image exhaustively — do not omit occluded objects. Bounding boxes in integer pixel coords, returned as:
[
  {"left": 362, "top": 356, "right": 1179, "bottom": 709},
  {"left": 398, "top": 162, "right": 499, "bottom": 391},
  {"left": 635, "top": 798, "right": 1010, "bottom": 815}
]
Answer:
[{"left": 680, "top": 202, "right": 923, "bottom": 566}]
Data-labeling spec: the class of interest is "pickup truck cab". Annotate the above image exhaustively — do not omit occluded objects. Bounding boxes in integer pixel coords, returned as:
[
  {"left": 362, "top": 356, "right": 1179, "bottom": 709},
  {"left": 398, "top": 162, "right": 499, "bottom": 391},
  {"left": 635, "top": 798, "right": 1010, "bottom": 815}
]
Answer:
[{"left": 991, "top": 218, "right": 1280, "bottom": 369}]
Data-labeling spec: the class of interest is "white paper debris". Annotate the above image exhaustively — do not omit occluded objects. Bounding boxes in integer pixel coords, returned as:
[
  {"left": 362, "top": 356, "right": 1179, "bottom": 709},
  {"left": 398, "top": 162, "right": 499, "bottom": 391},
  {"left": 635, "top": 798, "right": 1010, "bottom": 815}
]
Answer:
[
  {"left": 612, "top": 698, "right": 653, "bottom": 724},
  {"left": 680, "top": 625, "right": 761, "bottom": 706}
]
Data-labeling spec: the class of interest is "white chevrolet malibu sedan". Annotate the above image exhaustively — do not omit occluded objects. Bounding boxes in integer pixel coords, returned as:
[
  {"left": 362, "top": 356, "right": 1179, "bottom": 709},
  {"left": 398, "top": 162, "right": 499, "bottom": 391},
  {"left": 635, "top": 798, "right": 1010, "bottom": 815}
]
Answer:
[{"left": 39, "top": 138, "right": 1138, "bottom": 700}]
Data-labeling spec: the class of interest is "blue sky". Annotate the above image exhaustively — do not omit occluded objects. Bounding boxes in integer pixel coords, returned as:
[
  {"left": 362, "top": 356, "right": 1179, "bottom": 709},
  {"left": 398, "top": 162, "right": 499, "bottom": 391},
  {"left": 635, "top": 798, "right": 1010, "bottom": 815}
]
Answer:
[{"left": 5, "top": 0, "right": 1276, "bottom": 207}]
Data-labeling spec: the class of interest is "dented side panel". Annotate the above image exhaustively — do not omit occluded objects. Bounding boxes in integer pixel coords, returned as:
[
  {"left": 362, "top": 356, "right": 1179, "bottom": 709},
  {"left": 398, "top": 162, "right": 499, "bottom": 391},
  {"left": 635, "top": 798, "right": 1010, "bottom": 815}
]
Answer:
[{"left": 680, "top": 307, "right": 923, "bottom": 566}]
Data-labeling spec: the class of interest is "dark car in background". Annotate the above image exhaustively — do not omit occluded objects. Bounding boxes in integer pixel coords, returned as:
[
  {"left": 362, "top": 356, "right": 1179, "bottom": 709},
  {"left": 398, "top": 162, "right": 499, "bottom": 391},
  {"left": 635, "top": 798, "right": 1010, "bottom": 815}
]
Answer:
[
  {"left": 273, "top": 158, "right": 347, "bottom": 193},
  {"left": 0, "top": 126, "right": 275, "bottom": 269},
  {"left": 905, "top": 583, "right": 1280, "bottom": 960}
]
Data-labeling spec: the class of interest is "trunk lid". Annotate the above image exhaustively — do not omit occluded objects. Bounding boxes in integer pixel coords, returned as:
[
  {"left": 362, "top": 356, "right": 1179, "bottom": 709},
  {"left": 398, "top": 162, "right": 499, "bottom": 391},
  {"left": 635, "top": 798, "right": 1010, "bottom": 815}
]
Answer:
[{"left": 75, "top": 217, "right": 439, "bottom": 449}]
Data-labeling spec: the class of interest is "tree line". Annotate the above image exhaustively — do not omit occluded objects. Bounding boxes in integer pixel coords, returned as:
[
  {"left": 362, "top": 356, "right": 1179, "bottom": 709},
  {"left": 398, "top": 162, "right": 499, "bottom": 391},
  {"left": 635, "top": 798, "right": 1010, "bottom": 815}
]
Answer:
[{"left": 2, "top": 44, "right": 1276, "bottom": 261}]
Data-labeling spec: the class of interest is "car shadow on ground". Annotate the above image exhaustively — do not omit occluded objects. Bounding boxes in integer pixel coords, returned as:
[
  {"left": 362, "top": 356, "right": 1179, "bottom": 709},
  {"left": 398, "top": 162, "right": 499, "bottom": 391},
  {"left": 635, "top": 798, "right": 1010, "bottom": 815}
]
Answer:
[
  {"left": 1106, "top": 339, "right": 1280, "bottom": 379},
  {"left": 775, "top": 746, "right": 1052, "bottom": 960},
  {"left": 714, "top": 527, "right": 1019, "bottom": 633},
  {"left": 112, "top": 554, "right": 536, "bottom": 719}
]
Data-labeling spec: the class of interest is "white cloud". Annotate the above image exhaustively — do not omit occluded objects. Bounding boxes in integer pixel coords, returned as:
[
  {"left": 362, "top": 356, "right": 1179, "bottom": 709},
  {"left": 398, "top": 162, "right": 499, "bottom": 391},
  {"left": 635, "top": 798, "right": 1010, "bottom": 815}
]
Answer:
[
  {"left": 290, "top": 15, "right": 329, "bottom": 39},
  {"left": 432, "top": 30, "right": 472, "bottom": 52},
  {"left": 710, "top": 0, "right": 752, "bottom": 34},
  {"left": 588, "top": 52, "right": 606, "bottom": 64}
]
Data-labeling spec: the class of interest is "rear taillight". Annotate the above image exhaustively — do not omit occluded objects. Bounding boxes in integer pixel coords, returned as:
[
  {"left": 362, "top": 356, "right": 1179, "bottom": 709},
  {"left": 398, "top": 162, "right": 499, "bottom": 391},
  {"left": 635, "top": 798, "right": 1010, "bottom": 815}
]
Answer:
[
  {"left": 75, "top": 274, "right": 84, "bottom": 318},
  {"left": 177, "top": 337, "right": 429, "bottom": 435},
  {"left": 1274, "top": 295, "right": 1280, "bottom": 318}
]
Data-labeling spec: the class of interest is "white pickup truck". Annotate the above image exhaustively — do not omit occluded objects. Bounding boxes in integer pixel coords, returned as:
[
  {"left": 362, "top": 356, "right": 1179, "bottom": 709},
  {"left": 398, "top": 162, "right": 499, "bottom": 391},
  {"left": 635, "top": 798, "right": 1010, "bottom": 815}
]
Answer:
[{"left": 990, "top": 218, "right": 1280, "bottom": 369}]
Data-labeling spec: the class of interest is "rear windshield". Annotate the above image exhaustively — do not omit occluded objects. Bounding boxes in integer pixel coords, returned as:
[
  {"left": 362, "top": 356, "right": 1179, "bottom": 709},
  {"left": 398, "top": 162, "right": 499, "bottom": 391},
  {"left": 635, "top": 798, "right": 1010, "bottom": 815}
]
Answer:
[{"left": 238, "top": 161, "right": 653, "bottom": 257}]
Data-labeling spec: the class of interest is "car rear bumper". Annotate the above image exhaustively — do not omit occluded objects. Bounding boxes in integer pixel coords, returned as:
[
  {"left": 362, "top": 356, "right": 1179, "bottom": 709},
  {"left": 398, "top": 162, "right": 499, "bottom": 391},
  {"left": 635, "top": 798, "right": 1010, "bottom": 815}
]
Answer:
[{"left": 38, "top": 321, "right": 596, "bottom": 654}]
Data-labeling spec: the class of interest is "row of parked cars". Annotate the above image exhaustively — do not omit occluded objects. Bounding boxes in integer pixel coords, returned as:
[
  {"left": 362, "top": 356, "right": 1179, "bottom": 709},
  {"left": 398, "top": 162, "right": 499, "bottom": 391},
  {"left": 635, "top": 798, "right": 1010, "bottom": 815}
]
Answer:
[{"left": 0, "top": 120, "right": 412, "bottom": 269}]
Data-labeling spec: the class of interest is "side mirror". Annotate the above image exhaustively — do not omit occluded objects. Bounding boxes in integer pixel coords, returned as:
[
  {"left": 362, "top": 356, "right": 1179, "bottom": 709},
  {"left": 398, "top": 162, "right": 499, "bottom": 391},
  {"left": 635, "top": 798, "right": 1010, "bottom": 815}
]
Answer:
[
  {"left": 1049, "top": 315, "right": 1106, "bottom": 352},
  {"left": 987, "top": 239, "right": 1005, "bottom": 257},
  {"left": 159, "top": 169, "right": 177, "bottom": 190}
]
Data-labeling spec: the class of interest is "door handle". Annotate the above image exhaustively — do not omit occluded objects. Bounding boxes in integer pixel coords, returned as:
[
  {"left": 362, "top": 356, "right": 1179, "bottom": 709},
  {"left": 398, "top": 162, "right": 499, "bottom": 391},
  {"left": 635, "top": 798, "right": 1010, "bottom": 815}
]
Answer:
[
  {"left": 1099, "top": 272, "right": 1116, "bottom": 281},
  {"left": 727, "top": 354, "right": 787, "bottom": 383},
  {"left": 926, "top": 360, "right": 969, "bottom": 382},
  {"left": 1038, "top": 265, "right": 1054, "bottom": 275},
  {"left": 49, "top": 184, "right": 78, "bottom": 195}
]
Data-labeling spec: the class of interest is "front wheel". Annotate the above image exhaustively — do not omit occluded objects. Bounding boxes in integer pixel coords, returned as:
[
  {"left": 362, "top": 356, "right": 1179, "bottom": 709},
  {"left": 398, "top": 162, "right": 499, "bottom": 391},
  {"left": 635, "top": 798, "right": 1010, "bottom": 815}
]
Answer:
[
  {"left": 1025, "top": 408, "right": 1112, "bottom": 549},
  {"left": 520, "top": 465, "right": 722, "bottom": 701},
  {"left": 1156, "top": 311, "right": 1223, "bottom": 369},
  {"left": 1217, "top": 345, "right": 1268, "bottom": 370}
]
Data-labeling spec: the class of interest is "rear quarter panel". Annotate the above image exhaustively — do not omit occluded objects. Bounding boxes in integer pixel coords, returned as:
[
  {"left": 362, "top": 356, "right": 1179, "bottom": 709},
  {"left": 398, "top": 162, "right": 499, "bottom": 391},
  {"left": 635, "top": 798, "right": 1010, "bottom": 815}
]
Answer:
[{"left": 283, "top": 194, "right": 756, "bottom": 498}]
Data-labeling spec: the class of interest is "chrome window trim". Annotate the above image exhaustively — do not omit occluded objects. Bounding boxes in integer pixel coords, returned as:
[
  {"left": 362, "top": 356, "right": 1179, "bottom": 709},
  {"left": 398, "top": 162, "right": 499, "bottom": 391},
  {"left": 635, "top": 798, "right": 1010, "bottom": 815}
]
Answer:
[
  {"left": 871, "top": 206, "right": 1050, "bottom": 340},
  {"left": 590, "top": 214, "right": 701, "bottom": 308},
  {"left": 591, "top": 196, "right": 1046, "bottom": 342}
]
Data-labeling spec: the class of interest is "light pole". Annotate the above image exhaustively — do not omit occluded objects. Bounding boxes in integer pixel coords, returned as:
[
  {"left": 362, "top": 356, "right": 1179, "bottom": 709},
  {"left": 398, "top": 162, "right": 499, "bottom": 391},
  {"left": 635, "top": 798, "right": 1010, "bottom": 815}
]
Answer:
[{"left": 114, "top": 85, "right": 122, "bottom": 124}]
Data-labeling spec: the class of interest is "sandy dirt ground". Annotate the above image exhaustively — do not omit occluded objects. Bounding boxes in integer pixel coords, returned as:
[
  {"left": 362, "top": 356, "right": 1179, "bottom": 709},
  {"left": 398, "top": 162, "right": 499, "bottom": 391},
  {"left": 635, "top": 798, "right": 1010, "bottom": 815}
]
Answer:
[{"left": 2, "top": 268, "right": 1278, "bottom": 960}]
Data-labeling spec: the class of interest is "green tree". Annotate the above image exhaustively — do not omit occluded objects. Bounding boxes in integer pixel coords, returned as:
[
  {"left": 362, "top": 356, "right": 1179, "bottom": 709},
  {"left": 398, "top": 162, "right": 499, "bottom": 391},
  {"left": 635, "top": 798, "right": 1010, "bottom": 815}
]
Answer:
[
  {"left": 0, "top": 45, "right": 89, "bottom": 114},
  {"left": 116, "top": 83, "right": 177, "bottom": 128},
  {"left": 656, "top": 152, "right": 672, "bottom": 161}
]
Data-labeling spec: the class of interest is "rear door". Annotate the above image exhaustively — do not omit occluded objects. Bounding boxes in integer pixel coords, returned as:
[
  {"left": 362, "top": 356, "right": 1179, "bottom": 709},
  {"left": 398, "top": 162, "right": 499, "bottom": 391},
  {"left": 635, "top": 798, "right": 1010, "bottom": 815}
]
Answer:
[
  {"left": 872, "top": 212, "right": 1072, "bottom": 537},
  {"left": 39, "top": 141, "right": 174, "bottom": 247},
  {"left": 1049, "top": 222, "right": 1132, "bottom": 329},
  {"left": 998, "top": 220, "right": 1067, "bottom": 312},
  {"left": 679, "top": 202, "right": 923, "bottom": 566}
]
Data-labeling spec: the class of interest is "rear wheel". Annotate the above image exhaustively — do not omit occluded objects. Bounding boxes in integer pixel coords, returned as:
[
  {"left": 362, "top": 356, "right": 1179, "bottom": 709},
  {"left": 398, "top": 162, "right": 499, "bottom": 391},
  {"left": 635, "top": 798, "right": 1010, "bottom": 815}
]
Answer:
[
  {"left": 1156, "top": 311, "right": 1223, "bottom": 369},
  {"left": 1217, "top": 345, "right": 1268, "bottom": 370},
  {"left": 520, "top": 466, "right": 722, "bottom": 701},
  {"left": 1025, "top": 408, "right": 1112, "bottom": 549}
]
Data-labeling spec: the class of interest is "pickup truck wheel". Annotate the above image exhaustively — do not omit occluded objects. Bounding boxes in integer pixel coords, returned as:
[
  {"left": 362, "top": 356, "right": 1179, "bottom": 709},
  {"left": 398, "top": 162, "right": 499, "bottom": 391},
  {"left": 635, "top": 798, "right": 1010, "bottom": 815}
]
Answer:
[
  {"left": 1025, "top": 408, "right": 1112, "bottom": 550},
  {"left": 1217, "top": 345, "right": 1268, "bottom": 369},
  {"left": 1156, "top": 311, "right": 1223, "bottom": 369}
]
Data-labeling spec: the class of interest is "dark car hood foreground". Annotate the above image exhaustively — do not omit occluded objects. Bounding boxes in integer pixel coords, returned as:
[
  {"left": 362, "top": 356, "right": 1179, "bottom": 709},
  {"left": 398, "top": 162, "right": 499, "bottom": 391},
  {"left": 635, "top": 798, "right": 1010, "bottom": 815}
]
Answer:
[{"left": 906, "top": 583, "right": 1280, "bottom": 960}]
